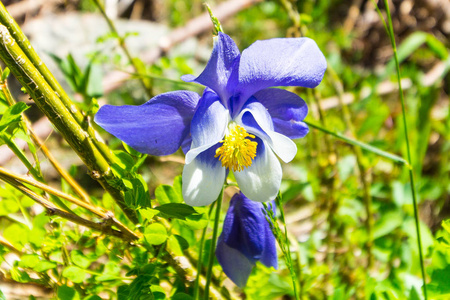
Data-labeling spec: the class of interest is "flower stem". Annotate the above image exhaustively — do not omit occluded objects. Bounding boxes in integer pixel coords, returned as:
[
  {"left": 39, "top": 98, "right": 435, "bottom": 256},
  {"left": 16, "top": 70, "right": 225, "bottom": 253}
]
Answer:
[
  {"left": 263, "top": 196, "right": 300, "bottom": 300},
  {"left": 382, "top": 0, "right": 427, "bottom": 298},
  {"left": 194, "top": 203, "right": 214, "bottom": 300},
  {"left": 275, "top": 193, "right": 300, "bottom": 300},
  {"left": 304, "top": 120, "right": 408, "bottom": 165},
  {"left": 204, "top": 188, "right": 223, "bottom": 300}
]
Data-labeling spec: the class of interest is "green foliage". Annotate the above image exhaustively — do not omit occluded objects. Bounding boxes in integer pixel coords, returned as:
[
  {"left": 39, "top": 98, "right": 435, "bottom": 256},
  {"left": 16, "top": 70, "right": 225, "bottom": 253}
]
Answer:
[
  {"left": 0, "top": 102, "right": 28, "bottom": 133},
  {"left": 0, "top": 0, "right": 448, "bottom": 299}
]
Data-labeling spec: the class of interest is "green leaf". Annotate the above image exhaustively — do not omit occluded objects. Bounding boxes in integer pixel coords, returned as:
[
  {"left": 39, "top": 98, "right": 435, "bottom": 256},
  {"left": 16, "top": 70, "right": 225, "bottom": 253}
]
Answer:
[
  {"left": 19, "top": 254, "right": 40, "bottom": 269},
  {"left": 409, "top": 287, "right": 420, "bottom": 300},
  {"left": 71, "top": 250, "right": 91, "bottom": 269},
  {"left": 123, "top": 175, "right": 150, "bottom": 209},
  {"left": 178, "top": 209, "right": 209, "bottom": 230},
  {"left": 114, "top": 150, "right": 136, "bottom": 170},
  {"left": 0, "top": 198, "right": 19, "bottom": 216},
  {"left": 428, "top": 264, "right": 450, "bottom": 297},
  {"left": 150, "top": 286, "right": 165, "bottom": 300},
  {"left": 58, "top": 285, "right": 80, "bottom": 300},
  {"left": 33, "top": 260, "right": 57, "bottom": 272},
  {"left": 83, "top": 296, "right": 102, "bottom": 300},
  {"left": 63, "top": 266, "right": 86, "bottom": 283},
  {"left": 425, "top": 34, "right": 449, "bottom": 60},
  {"left": 3, "top": 223, "right": 29, "bottom": 249},
  {"left": 1, "top": 67, "right": 10, "bottom": 81},
  {"left": 10, "top": 267, "right": 31, "bottom": 283},
  {"left": 123, "top": 142, "right": 142, "bottom": 157},
  {"left": 154, "top": 203, "right": 197, "bottom": 220},
  {"left": 172, "top": 293, "right": 193, "bottom": 300},
  {"left": 155, "top": 185, "right": 182, "bottom": 204},
  {"left": 118, "top": 285, "right": 130, "bottom": 300},
  {"left": 140, "top": 208, "right": 160, "bottom": 222},
  {"left": 95, "top": 262, "right": 121, "bottom": 281},
  {"left": 0, "top": 102, "right": 29, "bottom": 132},
  {"left": 167, "top": 235, "right": 189, "bottom": 256},
  {"left": 85, "top": 63, "right": 103, "bottom": 98},
  {"left": 373, "top": 211, "right": 403, "bottom": 239},
  {"left": 144, "top": 223, "right": 168, "bottom": 245}
]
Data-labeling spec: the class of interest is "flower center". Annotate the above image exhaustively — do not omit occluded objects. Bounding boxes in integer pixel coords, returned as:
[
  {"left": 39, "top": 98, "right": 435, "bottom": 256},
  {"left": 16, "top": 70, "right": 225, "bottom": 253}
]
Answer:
[{"left": 215, "top": 123, "right": 258, "bottom": 172}]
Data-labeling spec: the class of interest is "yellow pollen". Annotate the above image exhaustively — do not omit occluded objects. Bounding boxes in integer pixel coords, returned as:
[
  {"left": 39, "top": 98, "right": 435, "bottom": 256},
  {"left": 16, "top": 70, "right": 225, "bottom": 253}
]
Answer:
[{"left": 215, "top": 124, "right": 258, "bottom": 172}]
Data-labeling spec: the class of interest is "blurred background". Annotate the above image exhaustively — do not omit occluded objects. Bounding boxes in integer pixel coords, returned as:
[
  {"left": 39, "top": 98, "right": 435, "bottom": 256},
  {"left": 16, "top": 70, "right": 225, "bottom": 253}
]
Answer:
[{"left": 0, "top": 0, "right": 449, "bottom": 299}]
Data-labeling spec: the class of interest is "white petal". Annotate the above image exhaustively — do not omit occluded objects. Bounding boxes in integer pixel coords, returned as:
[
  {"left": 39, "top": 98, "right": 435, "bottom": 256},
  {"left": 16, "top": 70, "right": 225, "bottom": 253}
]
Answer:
[
  {"left": 182, "top": 149, "right": 226, "bottom": 206},
  {"left": 236, "top": 101, "right": 297, "bottom": 163},
  {"left": 234, "top": 141, "right": 281, "bottom": 202},
  {"left": 266, "top": 131, "right": 297, "bottom": 163}
]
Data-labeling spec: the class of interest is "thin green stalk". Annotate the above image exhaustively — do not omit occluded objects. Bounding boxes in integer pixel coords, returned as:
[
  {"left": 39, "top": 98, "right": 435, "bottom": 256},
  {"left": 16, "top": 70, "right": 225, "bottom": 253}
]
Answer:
[
  {"left": 327, "top": 66, "right": 374, "bottom": 268},
  {"left": 0, "top": 2, "right": 117, "bottom": 171},
  {"left": 382, "top": 0, "right": 427, "bottom": 298},
  {"left": 14, "top": 192, "right": 32, "bottom": 228},
  {"left": 263, "top": 200, "right": 300, "bottom": 299},
  {"left": 0, "top": 174, "right": 131, "bottom": 241},
  {"left": 194, "top": 203, "right": 215, "bottom": 300},
  {"left": 0, "top": 24, "right": 138, "bottom": 223},
  {"left": 275, "top": 193, "right": 300, "bottom": 300},
  {"left": 194, "top": 227, "right": 208, "bottom": 300},
  {"left": 204, "top": 189, "right": 223, "bottom": 300},
  {"left": 0, "top": 165, "right": 139, "bottom": 241},
  {"left": 276, "top": 0, "right": 303, "bottom": 36},
  {"left": 91, "top": 0, "right": 152, "bottom": 97},
  {"left": 305, "top": 120, "right": 408, "bottom": 165},
  {"left": 0, "top": 70, "right": 92, "bottom": 204},
  {"left": 1, "top": 137, "right": 41, "bottom": 179}
]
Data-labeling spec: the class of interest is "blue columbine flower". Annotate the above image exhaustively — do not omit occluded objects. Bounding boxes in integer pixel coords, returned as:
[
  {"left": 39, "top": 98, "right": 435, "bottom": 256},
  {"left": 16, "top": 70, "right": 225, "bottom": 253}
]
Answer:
[
  {"left": 216, "top": 192, "right": 277, "bottom": 287},
  {"left": 95, "top": 32, "right": 326, "bottom": 206}
]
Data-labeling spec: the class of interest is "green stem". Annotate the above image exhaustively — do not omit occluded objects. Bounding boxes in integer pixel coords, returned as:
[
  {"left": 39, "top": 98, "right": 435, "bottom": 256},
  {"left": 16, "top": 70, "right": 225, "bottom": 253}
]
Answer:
[
  {"left": 275, "top": 193, "right": 300, "bottom": 300},
  {"left": 0, "top": 174, "right": 131, "bottom": 241},
  {"left": 0, "top": 70, "right": 92, "bottom": 204},
  {"left": 194, "top": 203, "right": 215, "bottom": 300},
  {"left": 305, "top": 120, "right": 408, "bottom": 165},
  {"left": 0, "top": 2, "right": 117, "bottom": 167},
  {"left": 327, "top": 66, "right": 374, "bottom": 268},
  {"left": 204, "top": 189, "right": 223, "bottom": 300},
  {"left": 0, "top": 24, "right": 138, "bottom": 223},
  {"left": 382, "top": 1, "right": 427, "bottom": 298},
  {"left": 91, "top": 0, "right": 152, "bottom": 97},
  {"left": 2, "top": 137, "right": 41, "bottom": 179}
]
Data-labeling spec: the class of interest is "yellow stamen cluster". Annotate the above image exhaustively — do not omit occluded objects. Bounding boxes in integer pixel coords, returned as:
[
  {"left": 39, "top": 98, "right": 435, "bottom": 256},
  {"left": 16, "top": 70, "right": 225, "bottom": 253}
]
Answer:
[{"left": 215, "top": 124, "right": 258, "bottom": 172}]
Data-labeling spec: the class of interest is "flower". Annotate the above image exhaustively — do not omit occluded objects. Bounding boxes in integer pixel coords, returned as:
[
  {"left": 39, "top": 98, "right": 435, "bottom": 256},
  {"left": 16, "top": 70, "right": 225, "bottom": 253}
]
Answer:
[
  {"left": 95, "top": 32, "right": 326, "bottom": 206},
  {"left": 216, "top": 192, "right": 277, "bottom": 287}
]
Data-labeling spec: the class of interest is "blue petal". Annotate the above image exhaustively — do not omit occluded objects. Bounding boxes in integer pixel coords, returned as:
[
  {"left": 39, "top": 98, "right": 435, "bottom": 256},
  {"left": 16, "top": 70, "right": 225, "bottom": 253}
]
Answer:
[
  {"left": 235, "top": 37, "right": 327, "bottom": 110},
  {"left": 222, "top": 193, "right": 267, "bottom": 261},
  {"left": 216, "top": 236, "right": 253, "bottom": 288},
  {"left": 216, "top": 192, "right": 278, "bottom": 286},
  {"left": 182, "top": 144, "right": 226, "bottom": 206},
  {"left": 254, "top": 88, "right": 309, "bottom": 139},
  {"left": 94, "top": 91, "right": 200, "bottom": 156},
  {"left": 185, "top": 89, "right": 229, "bottom": 164},
  {"left": 182, "top": 32, "right": 240, "bottom": 105},
  {"left": 260, "top": 222, "right": 278, "bottom": 269}
]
